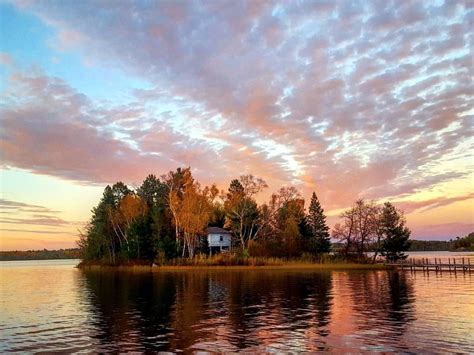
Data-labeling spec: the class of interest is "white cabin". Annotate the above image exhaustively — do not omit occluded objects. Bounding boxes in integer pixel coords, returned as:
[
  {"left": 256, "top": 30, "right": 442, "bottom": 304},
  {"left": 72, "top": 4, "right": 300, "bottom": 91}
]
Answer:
[{"left": 206, "top": 226, "right": 232, "bottom": 253}]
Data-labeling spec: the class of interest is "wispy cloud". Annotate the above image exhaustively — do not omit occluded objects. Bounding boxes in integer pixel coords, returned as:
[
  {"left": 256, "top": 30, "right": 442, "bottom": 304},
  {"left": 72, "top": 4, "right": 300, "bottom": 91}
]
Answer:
[
  {"left": 396, "top": 193, "right": 474, "bottom": 214},
  {"left": 0, "top": 228, "right": 74, "bottom": 235},
  {"left": 0, "top": 0, "right": 472, "bottom": 241},
  {"left": 0, "top": 216, "right": 69, "bottom": 227},
  {"left": 0, "top": 198, "right": 80, "bottom": 229},
  {"left": 0, "top": 198, "right": 59, "bottom": 214}
]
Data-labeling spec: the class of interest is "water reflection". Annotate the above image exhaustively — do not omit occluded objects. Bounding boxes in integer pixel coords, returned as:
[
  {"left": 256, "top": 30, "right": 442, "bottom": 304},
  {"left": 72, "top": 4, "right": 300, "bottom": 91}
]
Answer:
[
  {"left": 2, "top": 261, "right": 473, "bottom": 353},
  {"left": 80, "top": 269, "right": 419, "bottom": 352},
  {"left": 342, "top": 271, "right": 415, "bottom": 352},
  {"left": 81, "top": 271, "right": 177, "bottom": 352}
]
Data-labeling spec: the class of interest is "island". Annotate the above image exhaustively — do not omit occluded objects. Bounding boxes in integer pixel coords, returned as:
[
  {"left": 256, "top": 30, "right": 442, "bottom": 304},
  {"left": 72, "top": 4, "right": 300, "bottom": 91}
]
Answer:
[{"left": 77, "top": 167, "right": 413, "bottom": 269}]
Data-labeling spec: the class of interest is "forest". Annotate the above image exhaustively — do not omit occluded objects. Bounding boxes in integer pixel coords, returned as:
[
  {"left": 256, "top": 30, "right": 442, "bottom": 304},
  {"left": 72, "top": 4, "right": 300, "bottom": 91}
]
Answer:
[
  {"left": 0, "top": 248, "right": 81, "bottom": 261},
  {"left": 78, "top": 167, "right": 411, "bottom": 265},
  {"left": 409, "top": 233, "right": 474, "bottom": 252}
]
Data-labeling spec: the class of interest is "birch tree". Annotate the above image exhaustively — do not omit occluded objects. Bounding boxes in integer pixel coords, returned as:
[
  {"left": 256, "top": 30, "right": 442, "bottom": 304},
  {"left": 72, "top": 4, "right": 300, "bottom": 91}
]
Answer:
[{"left": 225, "top": 175, "right": 267, "bottom": 252}]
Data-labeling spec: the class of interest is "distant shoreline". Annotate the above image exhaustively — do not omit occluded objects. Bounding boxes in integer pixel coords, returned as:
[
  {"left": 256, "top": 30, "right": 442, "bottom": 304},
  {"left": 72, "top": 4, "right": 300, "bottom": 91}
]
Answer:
[
  {"left": 0, "top": 249, "right": 80, "bottom": 262},
  {"left": 1, "top": 249, "right": 472, "bottom": 262}
]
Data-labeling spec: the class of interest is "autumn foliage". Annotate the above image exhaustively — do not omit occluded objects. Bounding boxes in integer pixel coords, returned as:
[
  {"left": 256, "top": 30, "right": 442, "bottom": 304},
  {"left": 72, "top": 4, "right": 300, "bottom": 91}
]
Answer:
[{"left": 79, "top": 167, "right": 411, "bottom": 265}]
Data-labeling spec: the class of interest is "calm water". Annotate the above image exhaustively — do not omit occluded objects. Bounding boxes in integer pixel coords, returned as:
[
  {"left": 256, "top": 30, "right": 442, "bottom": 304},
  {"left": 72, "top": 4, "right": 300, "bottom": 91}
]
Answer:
[{"left": 1, "top": 256, "right": 473, "bottom": 353}]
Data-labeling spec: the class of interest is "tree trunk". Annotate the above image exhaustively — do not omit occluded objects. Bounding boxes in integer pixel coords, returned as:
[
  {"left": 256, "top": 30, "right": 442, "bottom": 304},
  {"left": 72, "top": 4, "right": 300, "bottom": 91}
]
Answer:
[
  {"left": 182, "top": 238, "right": 187, "bottom": 257},
  {"left": 239, "top": 214, "right": 245, "bottom": 252},
  {"left": 175, "top": 223, "right": 180, "bottom": 251},
  {"left": 372, "top": 236, "right": 381, "bottom": 263}
]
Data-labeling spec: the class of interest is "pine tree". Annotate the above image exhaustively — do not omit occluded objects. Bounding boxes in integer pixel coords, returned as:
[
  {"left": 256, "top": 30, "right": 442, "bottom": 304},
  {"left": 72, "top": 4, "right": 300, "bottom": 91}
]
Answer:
[
  {"left": 307, "top": 192, "right": 331, "bottom": 253},
  {"left": 380, "top": 202, "right": 411, "bottom": 262}
]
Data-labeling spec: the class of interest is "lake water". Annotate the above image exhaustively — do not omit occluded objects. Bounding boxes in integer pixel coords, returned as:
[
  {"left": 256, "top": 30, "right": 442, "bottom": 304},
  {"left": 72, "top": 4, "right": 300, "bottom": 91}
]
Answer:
[{"left": 1, "top": 255, "right": 473, "bottom": 353}]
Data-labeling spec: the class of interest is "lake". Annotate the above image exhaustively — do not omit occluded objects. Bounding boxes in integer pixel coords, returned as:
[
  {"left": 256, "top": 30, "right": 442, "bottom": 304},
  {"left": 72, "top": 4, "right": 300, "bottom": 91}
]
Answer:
[{"left": 1, "top": 255, "right": 473, "bottom": 353}]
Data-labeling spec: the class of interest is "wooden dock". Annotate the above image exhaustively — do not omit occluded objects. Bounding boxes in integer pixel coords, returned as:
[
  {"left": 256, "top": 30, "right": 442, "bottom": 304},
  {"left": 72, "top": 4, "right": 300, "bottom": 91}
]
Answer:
[{"left": 388, "top": 257, "right": 473, "bottom": 273}]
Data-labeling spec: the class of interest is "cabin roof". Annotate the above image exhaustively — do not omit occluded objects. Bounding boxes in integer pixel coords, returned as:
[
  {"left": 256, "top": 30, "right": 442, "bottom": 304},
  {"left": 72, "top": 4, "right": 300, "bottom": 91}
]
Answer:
[{"left": 206, "top": 226, "right": 232, "bottom": 235}]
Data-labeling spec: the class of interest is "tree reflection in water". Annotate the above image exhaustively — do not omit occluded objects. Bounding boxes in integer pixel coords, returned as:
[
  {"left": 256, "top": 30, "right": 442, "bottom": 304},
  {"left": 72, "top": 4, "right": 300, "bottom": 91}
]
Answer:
[
  {"left": 345, "top": 270, "right": 415, "bottom": 352},
  {"left": 80, "top": 269, "right": 416, "bottom": 352}
]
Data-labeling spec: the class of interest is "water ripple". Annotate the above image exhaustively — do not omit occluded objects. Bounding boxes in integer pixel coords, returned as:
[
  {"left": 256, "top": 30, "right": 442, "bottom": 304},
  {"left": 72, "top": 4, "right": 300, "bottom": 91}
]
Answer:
[{"left": 0, "top": 260, "right": 473, "bottom": 353}]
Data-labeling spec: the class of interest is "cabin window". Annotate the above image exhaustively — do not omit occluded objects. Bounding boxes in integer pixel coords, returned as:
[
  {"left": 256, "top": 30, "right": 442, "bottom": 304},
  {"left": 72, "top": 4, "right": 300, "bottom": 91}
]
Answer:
[{"left": 220, "top": 235, "right": 223, "bottom": 242}]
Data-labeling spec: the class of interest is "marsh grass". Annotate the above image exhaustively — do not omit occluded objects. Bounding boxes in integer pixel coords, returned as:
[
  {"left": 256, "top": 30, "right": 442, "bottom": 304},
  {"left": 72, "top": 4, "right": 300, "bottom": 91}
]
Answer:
[{"left": 78, "top": 253, "right": 391, "bottom": 271}]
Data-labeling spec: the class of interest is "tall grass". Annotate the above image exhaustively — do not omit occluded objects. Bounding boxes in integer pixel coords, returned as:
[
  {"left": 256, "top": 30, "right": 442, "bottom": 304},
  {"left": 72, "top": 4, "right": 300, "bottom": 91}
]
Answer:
[
  {"left": 156, "top": 252, "right": 386, "bottom": 268},
  {"left": 77, "top": 253, "right": 390, "bottom": 270}
]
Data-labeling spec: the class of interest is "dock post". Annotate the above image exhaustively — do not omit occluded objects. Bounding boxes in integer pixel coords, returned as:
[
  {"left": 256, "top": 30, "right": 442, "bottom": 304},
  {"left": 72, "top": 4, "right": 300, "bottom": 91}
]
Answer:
[
  {"left": 454, "top": 258, "right": 456, "bottom": 274},
  {"left": 448, "top": 258, "right": 451, "bottom": 272}
]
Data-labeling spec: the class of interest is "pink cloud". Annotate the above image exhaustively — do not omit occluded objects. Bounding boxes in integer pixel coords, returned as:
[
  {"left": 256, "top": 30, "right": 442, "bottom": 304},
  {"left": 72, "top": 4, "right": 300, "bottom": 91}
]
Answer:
[
  {"left": 395, "top": 193, "right": 474, "bottom": 214},
  {"left": 1, "top": 0, "right": 472, "bottom": 243}
]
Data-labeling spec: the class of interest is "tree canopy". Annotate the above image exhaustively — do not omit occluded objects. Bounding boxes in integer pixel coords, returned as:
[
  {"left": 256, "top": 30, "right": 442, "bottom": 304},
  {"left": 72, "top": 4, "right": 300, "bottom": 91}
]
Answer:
[{"left": 78, "top": 167, "right": 413, "bottom": 264}]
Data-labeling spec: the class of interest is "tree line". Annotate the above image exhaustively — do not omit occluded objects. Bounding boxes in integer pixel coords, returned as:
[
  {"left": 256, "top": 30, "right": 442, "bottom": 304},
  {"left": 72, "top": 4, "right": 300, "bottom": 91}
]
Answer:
[
  {"left": 408, "top": 233, "right": 474, "bottom": 252},
  {"left": 79, "top": 167, "right": 411, "bottom": 264},
  {"left": 0, "top": 248, "right": 81, "bottom": 261}
]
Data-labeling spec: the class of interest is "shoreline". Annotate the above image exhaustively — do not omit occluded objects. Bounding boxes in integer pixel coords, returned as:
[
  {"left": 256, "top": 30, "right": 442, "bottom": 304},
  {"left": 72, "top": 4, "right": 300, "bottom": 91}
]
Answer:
[{"left": 77, "top": 262, "right": 393, "bottom": 272}]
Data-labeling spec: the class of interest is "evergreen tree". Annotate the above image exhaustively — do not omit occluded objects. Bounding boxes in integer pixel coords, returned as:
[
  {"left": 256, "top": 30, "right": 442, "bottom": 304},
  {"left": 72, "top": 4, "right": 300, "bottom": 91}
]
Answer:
[
  {"left": 228, "top": 179, "right": 244, "bottom": 196},
  {"left": 80, "top": 185, "right": 117, "bottom": 262},
  {"left": 137, "top": 174, "right": 167, "bottom": 208},
  {"left": 380, "top": 202, "right": 411, "bottom": 262},
  {"left": 307, "top": 192, "right": 331, "bottom": 253}
]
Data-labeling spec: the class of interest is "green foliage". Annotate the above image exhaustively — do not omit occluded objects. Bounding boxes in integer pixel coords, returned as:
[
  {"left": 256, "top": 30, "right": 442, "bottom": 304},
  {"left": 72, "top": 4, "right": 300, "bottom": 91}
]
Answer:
[
  {"left": 77, "top": 168, "right": 418, "bottom": 266},
  {"left": 150, "top": 205, "right": 177, "bottom": 259},
  {"left": 228, "top": 179, "right": 244, "bottom": 195},
  {"left": 409, "top": 232, "right": 473, "bottom": 252},
  {"left": 306, "top": 192, "right": 331, "bottom": 253},
  {"left": 380, "top": 202, "right": 411, "bottom": 262},
  {"left": 280, "top": 217, "right": 301, "bottom": 257},
  {"left": 408, "top": 240, "right": 450, "bottom": 251},
  {"left": 80, "top": 176, "right": 176, "bottom": 264},
  {"left": 208, "top": 204, "right": 226, "bottom": 227},
  {"left": 80, "top": 185, "right": 116, "bottom": 262},
  {"left": 137, "top": 174, "right": 167, "bottom": 208},
  {"left": 450, "top": 232, "right": 474, "bottom": 251}
]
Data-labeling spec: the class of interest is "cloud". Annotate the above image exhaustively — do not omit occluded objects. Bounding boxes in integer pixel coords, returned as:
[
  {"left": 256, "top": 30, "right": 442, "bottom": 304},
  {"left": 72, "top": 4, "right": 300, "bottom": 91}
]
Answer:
[
  {"left": 396, "top": 193, "right": 474, "bottom": 214},
  {"left": 0, "top": 228, "right": 72, "bottom": 234},
  {"left": 0, "top": 216, "right": 69, "bottom": 227},
  {"left": 0, "top": 72, "right": 304, "bottom": 189},
  {"left": 0, "top": 52, "right": 14, "bottom": 66},
  {"left": 1, "top": 0, "right": 472, "bottom": 243},
  {"left": 0, "top": 198, "right": 59, "bottom": 214},
  {"left": 0, "top": 198, "right": 79, "bottom": 231}
]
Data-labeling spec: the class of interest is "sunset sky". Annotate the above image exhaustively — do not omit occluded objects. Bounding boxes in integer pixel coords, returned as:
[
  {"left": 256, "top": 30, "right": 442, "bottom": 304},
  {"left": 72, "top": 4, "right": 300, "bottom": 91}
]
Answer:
[{"left": 0, "top": 0, "right": 473, "bottom": 250}]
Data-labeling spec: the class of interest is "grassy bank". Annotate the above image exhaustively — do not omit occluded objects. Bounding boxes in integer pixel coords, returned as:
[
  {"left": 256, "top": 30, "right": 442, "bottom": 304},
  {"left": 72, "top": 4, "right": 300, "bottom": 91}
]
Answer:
[
  {"left": 154, "top": 263, "right": 391, "bottom": 271},
  {"left": 78, "top": 254, "right": 392, "bottom": 271}
]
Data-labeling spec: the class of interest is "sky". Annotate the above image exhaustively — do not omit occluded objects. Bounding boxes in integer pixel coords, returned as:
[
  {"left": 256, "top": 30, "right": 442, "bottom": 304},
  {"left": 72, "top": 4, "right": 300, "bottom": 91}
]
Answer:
[{"left": 0, "top": 0, "right": 473, "bottom": 250}]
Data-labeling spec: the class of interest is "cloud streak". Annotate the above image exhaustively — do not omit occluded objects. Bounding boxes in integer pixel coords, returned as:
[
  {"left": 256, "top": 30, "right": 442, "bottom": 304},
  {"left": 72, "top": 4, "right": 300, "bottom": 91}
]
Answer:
[
  {"left": 396, "top": 193, "right": 474, "bottom": 214},
  {"left": 1, "top": 0, "right": 473, "bottom": 241},
  {"left": 0, "top": 198, "right": 59, "bottom": 214},
  {"left": 0, "top": 198, "right": 78, "bottom": 230}
]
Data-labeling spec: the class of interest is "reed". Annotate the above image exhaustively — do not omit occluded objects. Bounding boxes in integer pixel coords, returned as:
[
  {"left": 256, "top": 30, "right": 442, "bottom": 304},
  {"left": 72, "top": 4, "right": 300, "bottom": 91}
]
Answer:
[{"left": 78, "top": 254, "right": 391, "bottom": 271}]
